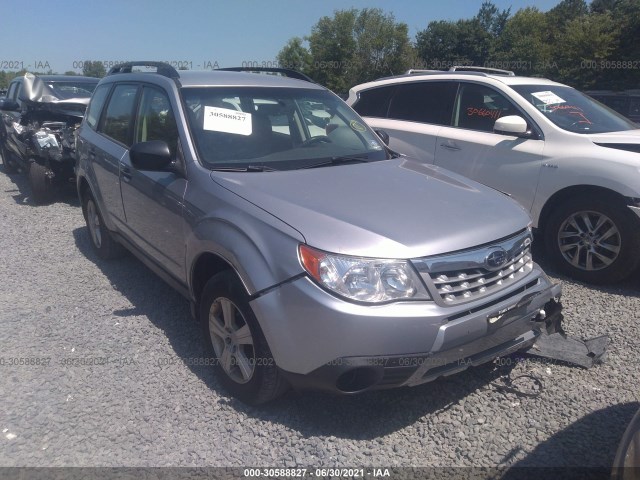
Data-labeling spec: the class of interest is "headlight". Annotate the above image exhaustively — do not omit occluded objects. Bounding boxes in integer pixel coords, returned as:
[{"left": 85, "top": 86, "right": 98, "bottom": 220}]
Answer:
[{"left": 298, "top": 244, "right": 431, "bottom": 303}]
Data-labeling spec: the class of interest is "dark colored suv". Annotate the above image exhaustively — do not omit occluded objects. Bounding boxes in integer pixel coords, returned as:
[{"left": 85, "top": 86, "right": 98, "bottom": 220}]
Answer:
[{"left": 75, "top": 62, "right": 561, "bottom": 405}]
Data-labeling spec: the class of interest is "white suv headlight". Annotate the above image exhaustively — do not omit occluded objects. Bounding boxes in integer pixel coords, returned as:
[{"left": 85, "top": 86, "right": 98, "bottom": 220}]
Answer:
[{"left": 299, "top": 244, "right": 431, "bottom": 303}]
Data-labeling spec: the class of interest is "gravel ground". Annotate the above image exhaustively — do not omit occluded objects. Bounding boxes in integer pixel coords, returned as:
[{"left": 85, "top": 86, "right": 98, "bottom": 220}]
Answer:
[{"left": 0, "top": 169, "right": 639, "bottom": 475}]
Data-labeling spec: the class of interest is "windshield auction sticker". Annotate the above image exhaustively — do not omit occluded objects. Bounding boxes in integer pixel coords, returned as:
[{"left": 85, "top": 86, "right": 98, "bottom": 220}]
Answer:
[
  {"left": 203, "top": 106, "right": 252, "bottom": 136},
  {"left": 531, "top": 91, "right": 566, "bottom": 105}
]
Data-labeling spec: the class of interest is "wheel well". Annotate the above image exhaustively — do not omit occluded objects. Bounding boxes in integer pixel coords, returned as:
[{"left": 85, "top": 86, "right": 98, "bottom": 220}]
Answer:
[
  {"left": 77, "top": 176, "right": 90, "bottom": 203},
  {"left": 191, "top": 253, "right": 234, "bottom": 305},
  {"left": 77, "top": 177, "right": 91, "bottom": 217},
  {"left": 538, "top": 186, "right": 628, "bottom": 234}
]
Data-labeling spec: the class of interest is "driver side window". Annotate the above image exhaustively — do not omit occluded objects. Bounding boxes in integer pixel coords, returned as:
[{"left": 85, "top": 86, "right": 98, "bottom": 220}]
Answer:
[
  {"left": 135, "top": 86, "right": 178, "bottom": 156},
  {"left": 454, "top": 84, "right": 520, "bottom": 133}
]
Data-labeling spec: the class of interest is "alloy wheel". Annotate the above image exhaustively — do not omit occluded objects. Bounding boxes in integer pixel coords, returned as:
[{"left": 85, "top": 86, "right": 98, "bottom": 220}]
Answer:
[
  {"left": 86, "top": 200, "right": 102, "bottom": 249},
  {"left": 208, "top": 297, "right": 255, "bottom": 384},
  {"left": 557, "top": 210, "right": 621, "bottom": 271}
]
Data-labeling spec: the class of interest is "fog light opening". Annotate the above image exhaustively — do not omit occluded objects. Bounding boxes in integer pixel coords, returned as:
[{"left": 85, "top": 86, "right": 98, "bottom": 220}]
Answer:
[{"left": 335, "top": 367, "right": 382, "bottom": 393}]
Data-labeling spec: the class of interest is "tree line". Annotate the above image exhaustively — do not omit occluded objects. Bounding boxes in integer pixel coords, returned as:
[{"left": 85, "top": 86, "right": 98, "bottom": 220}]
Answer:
[
  {"left": 276, "top": 0, "right": 640, "bottom": 92},
  {"left": 1, "top": 1, "right": 638, "bottom": 92}
]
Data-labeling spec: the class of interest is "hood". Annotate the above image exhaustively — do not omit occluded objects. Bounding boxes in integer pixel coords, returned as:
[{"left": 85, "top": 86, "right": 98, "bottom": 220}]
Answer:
[
  {"left": 588, "top": 130, "right": 640, "bottom": 154},
  {"left": 19, "top": 73, "right": 91, "bottom": 118},
  {"left": 587, "top": 130, "right": 640, "bottom": 143},
  {"left": 211, "top": 159, "right": 531, "bottom": 259}
]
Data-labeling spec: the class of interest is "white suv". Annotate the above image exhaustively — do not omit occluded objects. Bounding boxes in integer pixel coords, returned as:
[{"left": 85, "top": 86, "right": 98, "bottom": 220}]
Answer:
[{"left": 347, "top": 67, "right": 640, "bottom": 284}]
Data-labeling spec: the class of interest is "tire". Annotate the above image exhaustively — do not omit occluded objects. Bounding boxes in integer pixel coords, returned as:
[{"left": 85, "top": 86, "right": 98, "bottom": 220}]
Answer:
[
  {"left": 544, "top": 196, "right": 640, "bottom": 284},
  {"left": 200, "top": 271, "right": 288, "bottom": 405},
  {"left": 82, "top": 193, "right": 124, "bottom": 260},
  {"left": 28, "top": 161, "right": 55, "bottom": 205},
  {"left": 1, "top": 144, "right": 17, "bottom": 174}
]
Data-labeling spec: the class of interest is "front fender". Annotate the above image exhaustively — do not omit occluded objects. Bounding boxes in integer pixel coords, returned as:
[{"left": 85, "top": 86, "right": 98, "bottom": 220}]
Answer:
[
  {"left": 186, "top": 212, "right": 305, "bottom": 297},
  {"left": 531, "top": 154, "right": 640, "bottom": 226}
]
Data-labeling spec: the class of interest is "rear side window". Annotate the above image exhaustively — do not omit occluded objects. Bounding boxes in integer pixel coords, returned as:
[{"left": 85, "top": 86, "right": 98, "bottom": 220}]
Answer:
[
  {"left": 100, "top": 84, "right": 139, "bottom": 146},
  {"left": 85, "top": 84, "right": 111, "bottom": 130},
  {"left": 387, "top": 82, "right": 457, "bottom": 125},
  {"left": 352, "top": 86, "right": 394, "bottom": 118}
]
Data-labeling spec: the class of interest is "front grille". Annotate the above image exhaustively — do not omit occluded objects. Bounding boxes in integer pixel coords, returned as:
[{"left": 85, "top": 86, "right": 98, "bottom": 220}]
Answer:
[
  {"left": 432, "top": 249, "right": 533, "bottom": 303},
  {"left": 412, "top": 229, "right": 534, "bottom": 306}
]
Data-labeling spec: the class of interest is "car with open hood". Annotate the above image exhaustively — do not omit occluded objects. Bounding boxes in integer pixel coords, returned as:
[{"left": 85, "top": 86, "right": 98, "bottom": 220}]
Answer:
[
  {"left": 0, "top": 73, "right": 98, "bottom": 203},
  {"left": 75, "top": 62, "right": 562, "bottom": 405}
]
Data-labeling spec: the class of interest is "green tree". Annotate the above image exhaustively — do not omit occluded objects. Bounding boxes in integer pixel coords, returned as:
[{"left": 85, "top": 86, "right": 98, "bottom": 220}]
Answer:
[
  {"left": 492, "top": 7, "right": 554, "bottom": 75},
  {"left": 546, "top": 0, "right": 589, "bottom": 28},
  {"left": 416, "top": 1, "right": 510, "bottom": 69},
  {"left": 64, "top": 70, "right": 77, "bottom": 76},
  {"left": 82, "top": 61, "right": 106, "bottom": 78},
  {"left": 476, "top": 0, "right": 510, "bottom": 37},
  {"left": 298, "top": 8, "right": 412, "bottom": 93},
  {"left": 554, "top": 12, "right": 617, "bottom": 88},
  {"left": 591, "top": 0, "right": 640, "bottom": 88},
  {"left": 276, "top": 37, "right": 312, "bottom": 72}
]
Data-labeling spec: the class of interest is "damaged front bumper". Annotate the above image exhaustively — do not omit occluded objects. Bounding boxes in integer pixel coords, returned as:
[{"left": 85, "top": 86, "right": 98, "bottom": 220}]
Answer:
[{"left": 275, "top": 278, "right": 562, "bottom": 394}]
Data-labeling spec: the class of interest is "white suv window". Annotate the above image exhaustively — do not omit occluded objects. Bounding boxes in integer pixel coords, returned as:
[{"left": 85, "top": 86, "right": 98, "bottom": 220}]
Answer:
[{"left": 453, "top": 83, "right": 520, "bottom": 132}]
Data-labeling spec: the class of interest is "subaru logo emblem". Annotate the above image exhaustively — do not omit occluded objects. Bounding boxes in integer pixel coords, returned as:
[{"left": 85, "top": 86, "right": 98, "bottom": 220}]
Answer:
[{"left": 485, "top": 248, "right": 508, "bottom": 270}]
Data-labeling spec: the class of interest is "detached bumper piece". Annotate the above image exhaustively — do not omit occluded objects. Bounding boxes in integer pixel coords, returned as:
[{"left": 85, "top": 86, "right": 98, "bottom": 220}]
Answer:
[{"left": 524, "top": 332, "right": 609, "bottom": 368}]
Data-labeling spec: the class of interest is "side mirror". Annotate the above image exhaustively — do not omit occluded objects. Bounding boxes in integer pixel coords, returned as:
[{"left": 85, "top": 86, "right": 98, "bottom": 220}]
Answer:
[
  {"left": 374, "top": 128, "right": 390, "bottom": 146},
  {"left": 0, "top": 98, "right": 20, "bottom": 112},
  {"left": 494, "top": 115, "right": 528, "bottom": 136},
  {"left": 130, "top": 140, "right": 172, "bottom": 171}
]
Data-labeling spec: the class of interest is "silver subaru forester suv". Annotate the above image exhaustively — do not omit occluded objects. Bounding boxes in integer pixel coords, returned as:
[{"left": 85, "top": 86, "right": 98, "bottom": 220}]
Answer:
[{"left": 75, "top": 62, "right": 562, "bottom": 404}]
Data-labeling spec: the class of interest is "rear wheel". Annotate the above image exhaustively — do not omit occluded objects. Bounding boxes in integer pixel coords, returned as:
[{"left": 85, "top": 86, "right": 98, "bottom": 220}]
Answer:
[
  {"left": 544, "top": 196, "right": 640, "bottom": 283},
  {"left": 82, "top": 193, "right": 124, "bottom": 259},
  {"left": 200, "top": 271, "right": 288, "bottom": 405},
  {"left": 28, "top": 161, "right": 55, "bottom": 205}
]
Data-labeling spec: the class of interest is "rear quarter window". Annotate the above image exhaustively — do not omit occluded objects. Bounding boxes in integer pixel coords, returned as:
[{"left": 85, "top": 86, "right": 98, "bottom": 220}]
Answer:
[{"left": 352, "top": 86, "right": 394, "bottom": 118}]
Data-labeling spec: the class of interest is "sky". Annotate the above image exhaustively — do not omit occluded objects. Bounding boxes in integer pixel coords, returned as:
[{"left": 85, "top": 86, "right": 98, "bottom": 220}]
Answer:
[{"left": 0, "top": 0, "right": 563, "bottom": 74}]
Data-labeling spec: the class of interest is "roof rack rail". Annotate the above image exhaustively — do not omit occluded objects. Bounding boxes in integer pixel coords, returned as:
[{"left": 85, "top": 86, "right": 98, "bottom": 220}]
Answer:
[
  {"left": 448, "top": 66, "right": 515, "bottom": 76},
  {"left": 107, "top": 62, "right": 180, "bottom": 79},
  {"left": 405, "top": 69, "right": 441, "bottom": 75},
  {"left": 217, "top": 67, "right": 314, "bottom": 83}
]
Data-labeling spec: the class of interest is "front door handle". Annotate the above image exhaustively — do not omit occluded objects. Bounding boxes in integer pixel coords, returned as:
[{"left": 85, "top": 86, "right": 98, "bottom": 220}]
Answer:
[{"left": 439, "top": 141, "right": 461, "bottom": 152}]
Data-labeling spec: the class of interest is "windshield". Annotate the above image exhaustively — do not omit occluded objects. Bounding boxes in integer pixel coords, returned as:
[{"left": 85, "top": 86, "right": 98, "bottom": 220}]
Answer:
[
  {"left": 181, "top": 87, "right": 388, "bottom": 170},
  {"left": 512, "top": 85, "right": 637, "bottom": 134},
  {"left": 48, "top": 81, "right": 97, "bottom": 99}
]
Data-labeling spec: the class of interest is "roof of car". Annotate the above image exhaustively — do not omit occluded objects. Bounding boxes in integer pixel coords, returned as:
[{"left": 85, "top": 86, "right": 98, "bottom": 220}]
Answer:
[
  {"left": 352, "top": 70, "right": 568, "bottom": 91},
  {"left": 32, "top": 75, "right": 100, "bottom": 83},
  {"left": 176, "top": 70, "right": 325, "bottom": 90}
]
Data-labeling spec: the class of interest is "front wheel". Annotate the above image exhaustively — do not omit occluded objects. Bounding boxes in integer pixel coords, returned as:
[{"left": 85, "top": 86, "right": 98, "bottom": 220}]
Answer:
[
  {"left": 544, "top": 196, "right": 640, "bottom": 283},
  {"left": 28, "top": 161, "right": 55, "bottom": 205},
  {"left": 200, "top": 271, "right": 288, "bottom": 405}
]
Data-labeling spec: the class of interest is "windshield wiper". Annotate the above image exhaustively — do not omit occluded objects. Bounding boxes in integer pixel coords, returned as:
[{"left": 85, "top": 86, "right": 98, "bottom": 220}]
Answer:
[
  {"left": 211, "top": 165, "right": 278, "bottom": 172},
  {"left": 299, "top": 155, "right": 370, "bottom": 170}
]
